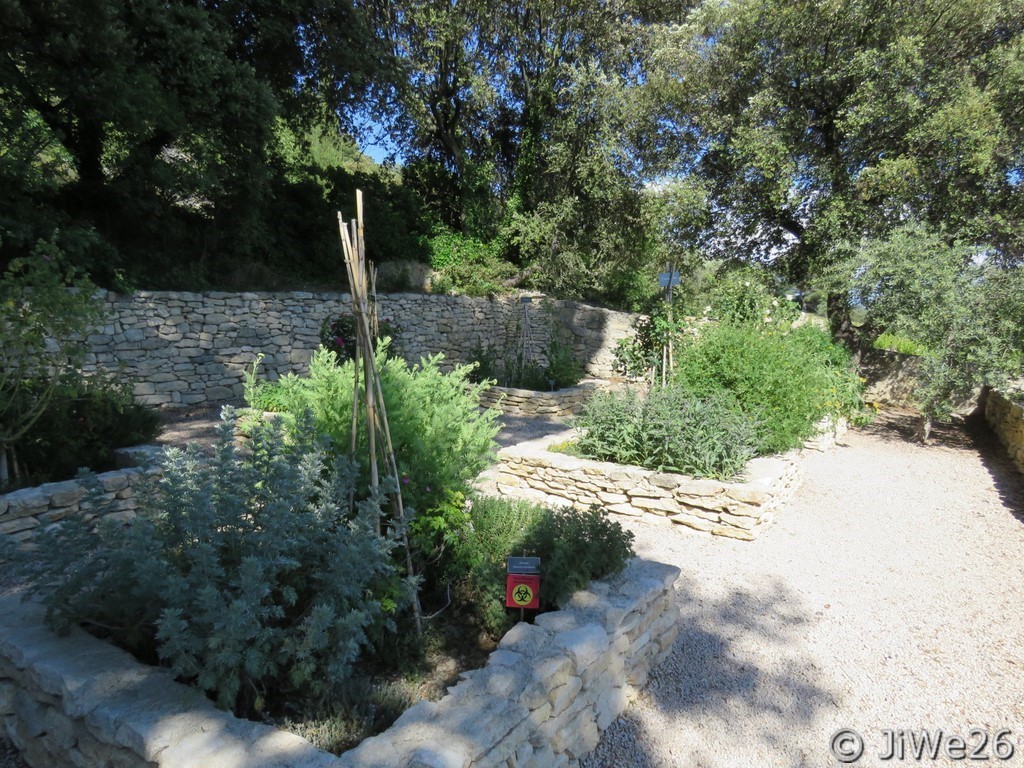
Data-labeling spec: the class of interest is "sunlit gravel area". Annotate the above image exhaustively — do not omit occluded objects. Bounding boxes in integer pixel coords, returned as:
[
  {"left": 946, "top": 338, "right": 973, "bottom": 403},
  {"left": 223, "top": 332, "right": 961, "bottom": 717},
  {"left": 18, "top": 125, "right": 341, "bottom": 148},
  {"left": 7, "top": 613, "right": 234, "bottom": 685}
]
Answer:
[{"left": 583, "top": 413, "right": 1024, "bottom": 768}]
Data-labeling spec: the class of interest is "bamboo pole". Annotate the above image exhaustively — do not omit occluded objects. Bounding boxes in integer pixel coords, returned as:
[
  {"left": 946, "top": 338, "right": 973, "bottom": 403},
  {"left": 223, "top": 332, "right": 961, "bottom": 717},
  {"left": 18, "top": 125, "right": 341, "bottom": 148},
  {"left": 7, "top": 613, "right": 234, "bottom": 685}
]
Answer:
[{"left": 338, "top": 191, "right": 423, "bottom": 638}]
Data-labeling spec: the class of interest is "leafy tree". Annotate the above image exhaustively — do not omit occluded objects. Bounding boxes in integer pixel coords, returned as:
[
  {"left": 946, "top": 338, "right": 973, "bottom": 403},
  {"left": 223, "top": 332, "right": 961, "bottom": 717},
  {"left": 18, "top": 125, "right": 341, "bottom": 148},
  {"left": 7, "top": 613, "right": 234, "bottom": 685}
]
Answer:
[
  {"left": 838, "top": 222, "right": 1024, "bottom": 438},
  {"left": 646, "top": 0, "right": 1024, "bottom": 287},
  {"left": 0, "top": 0, "right": 277, "bottom": 283},
  {"left": 0, "top": 245, "right": 103, "bottom": 486},
  {"left": 365, "top": 0, "right": 671, "bottom": 306}
]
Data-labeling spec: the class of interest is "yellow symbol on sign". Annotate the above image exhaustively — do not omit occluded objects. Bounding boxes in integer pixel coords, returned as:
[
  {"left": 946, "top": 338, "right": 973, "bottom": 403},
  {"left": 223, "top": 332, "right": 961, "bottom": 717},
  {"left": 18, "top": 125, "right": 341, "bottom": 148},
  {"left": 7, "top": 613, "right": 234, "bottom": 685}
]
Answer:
[{"left": 512, "top": 584, "right": 534, "bottom": 606}]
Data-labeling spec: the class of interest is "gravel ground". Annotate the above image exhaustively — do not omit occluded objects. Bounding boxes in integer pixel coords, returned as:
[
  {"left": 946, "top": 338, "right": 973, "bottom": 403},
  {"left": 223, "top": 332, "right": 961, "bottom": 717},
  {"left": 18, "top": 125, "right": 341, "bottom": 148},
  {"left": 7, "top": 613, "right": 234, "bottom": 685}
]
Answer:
[{"left": 583, "top": 413, "right": 1024, "bottom": 768}]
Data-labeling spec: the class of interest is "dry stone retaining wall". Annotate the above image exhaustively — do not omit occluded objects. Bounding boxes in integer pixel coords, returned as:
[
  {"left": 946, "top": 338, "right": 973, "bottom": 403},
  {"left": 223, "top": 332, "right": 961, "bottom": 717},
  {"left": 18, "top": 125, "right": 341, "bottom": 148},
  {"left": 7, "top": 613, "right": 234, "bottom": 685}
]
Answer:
[
  {"left": 0, "top": 447, "right": 164, "bottom": 544},
  {"left": 339, "top": 557, "right": 680, "bottom": 768},
  {"left": 487, "top": 419, "right": 846, "bottom": 541},
  {"left": 983, "top": 388, "right": 1024, "bottom": 474},
  {"left": 0, "top": 558, "right": 678, "bottom": 768},
  {"left": 478, "top": 380, "right": 608, "bottom": 420},
  {"left": 490, "top": 431, "right": 801, "bottom": 541},
  {"left": 81, "top": 292, "right": 636, "bottom": 408}
]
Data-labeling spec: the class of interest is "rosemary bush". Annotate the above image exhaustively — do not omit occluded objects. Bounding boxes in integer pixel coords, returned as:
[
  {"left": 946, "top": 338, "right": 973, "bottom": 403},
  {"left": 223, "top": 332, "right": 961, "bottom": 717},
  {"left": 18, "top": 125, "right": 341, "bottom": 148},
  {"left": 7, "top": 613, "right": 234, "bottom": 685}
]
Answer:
[{"left": 451, "top": 497, "right": 635, "bottom": 636}]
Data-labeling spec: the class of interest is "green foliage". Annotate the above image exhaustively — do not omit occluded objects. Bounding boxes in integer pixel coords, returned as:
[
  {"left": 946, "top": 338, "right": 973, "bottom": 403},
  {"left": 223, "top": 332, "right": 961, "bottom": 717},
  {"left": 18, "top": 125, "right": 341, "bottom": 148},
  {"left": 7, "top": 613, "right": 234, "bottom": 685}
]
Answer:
[
  {"left": 469, "top": 336, "right": 584, "bottom": 391},
  {"left": 249, "top": 346, "right": 500, "bottom": 538},
  {"left": 646, "top": 0, "right": 1024, "bottom": 283},
  {"left": 873, "top": 332, "right": 929, "bottom": 357},
  {"left": 14, "top": 374, "right": 161, "bottom": 484},
  {"left": 279, "top": 678, "right": 416, "bottom": 755},
  {"left": 840, "top": 223, "right": 1024, "bottom": 425},
  {"left": 319, "top": 313, "right": 403, "bottom": 364},
  {"left": 690, "top": 266, "right": 801, "bottom": 329},
  {"left": 673, "top": 324, "right": 865, "bottom": 454},
  {"left": 573, "top": 387, "right": 758, "bottom": 480},
  {"left": 451, "top": 497, "right": 635, "bottom": 636},
  {"left": 0, "top": 248, "right": 104, "bottom": 485},
  {"left": 426, "top": 228, "right": 517, "bottom": 296},
  {"left": 9, "top": 411, "right": 404, "bottom": 717},
  {"left": 613, "top": 315, "right": 664, "bottom": 379}
]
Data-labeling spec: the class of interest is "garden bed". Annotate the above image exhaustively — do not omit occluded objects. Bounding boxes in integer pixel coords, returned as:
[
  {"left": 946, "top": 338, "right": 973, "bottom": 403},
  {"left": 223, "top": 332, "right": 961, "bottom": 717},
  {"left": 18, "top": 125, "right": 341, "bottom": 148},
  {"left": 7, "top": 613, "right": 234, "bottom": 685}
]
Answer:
[
  {"left": 0, "top": 446, "right": 164, "bottom": 544},
  {"left": 478, "top": 380, "right": 609, "bottom": 420},
  {"left": 0, "top": 558, "right": 679, "bottom": 768},
  {"left": 488, "top": 419, "right": 846, "bottom": 541}
]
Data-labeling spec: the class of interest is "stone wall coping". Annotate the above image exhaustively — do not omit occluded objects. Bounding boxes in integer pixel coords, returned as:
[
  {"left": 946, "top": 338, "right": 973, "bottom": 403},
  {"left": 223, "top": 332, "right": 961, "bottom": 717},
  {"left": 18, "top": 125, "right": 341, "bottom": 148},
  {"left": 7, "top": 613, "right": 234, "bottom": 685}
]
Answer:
[
  {"left": 1, "top": 556, "right": 681, "bottom": 768},
  {"left": 0, "top": 592, "right": 339, "bottom": 768},
  {"left": 485, "top": 379, "right": 608, "bottom": 399},
  {"left": 498, "top": 429, "right": 797, "bottom": 490},
  {"left": 488, "top": 426, "right": 828, "bottom": 540}
]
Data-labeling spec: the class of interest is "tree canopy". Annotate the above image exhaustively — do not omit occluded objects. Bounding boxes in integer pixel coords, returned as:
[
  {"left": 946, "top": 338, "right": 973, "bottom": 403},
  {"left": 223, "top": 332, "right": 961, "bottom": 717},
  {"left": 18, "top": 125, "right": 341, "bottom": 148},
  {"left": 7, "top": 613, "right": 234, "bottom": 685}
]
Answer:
[
  {"left": 0, "top": 0, "right": 1021, "bottom": 322},
  {"left": 645, "top": 0, "right": 1024, "bottom": 282}
]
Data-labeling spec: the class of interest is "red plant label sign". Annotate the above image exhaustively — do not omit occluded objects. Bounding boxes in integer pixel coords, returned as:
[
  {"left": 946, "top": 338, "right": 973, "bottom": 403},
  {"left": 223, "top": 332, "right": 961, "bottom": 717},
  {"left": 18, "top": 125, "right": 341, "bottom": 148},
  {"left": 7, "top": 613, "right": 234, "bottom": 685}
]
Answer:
[{"left": 506, "top": 574, "right": 540, "bottom": 609}]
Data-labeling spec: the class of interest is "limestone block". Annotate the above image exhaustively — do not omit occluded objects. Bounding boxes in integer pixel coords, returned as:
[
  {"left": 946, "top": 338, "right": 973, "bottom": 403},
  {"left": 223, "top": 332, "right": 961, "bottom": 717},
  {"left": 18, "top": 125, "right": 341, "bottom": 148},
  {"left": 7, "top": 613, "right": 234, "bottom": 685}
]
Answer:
[
  {"left": 5, "top": 488, "right": 48, "bottom": 514},
  {"left": 548, "top": 675, "right": 584, "bottom": 718},
  {"left": 718, "top": 511, "right": 760, "bottom": 530},
  {"left": 0, "top": 516, "right": 40, "bottom": 536},
  {"left": 0, "top": 680, "right": 15, "bottom": 715},
  {"left": 552, "top": 624, "right": 608, "bottom": 670},
  {"left": 530, "top": 655, "right": 574, "bottom": 694}
]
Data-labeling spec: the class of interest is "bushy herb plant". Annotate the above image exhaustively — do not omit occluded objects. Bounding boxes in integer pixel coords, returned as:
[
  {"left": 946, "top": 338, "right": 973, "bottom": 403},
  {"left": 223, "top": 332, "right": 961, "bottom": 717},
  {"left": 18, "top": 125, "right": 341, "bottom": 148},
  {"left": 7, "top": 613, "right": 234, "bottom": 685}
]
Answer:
[
  {"left": 673, "top": 324, "right": 865, "bottom": 454},
  {"left": 10, "top": 410, "right": 405, "bottom": 718},
  {"left": 451, "top": 497, "right": 635, "bottom": 636},
  {"left": 468, "top": 336, "right": 584, "bottom": 391},
  {"left": 573, "top": 386, "right": 758, "bottom": 480},
  {"left": 248, "top": 346, "right": 500, "bottom": 563}
]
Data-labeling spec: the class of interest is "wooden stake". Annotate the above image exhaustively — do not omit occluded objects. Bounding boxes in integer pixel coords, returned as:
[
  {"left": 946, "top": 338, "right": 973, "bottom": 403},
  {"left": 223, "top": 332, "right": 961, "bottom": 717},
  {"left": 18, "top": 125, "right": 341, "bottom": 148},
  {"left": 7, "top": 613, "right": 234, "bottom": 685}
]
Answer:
[{"left": 338, "top": 191, "right": 423, "bottom": 638}]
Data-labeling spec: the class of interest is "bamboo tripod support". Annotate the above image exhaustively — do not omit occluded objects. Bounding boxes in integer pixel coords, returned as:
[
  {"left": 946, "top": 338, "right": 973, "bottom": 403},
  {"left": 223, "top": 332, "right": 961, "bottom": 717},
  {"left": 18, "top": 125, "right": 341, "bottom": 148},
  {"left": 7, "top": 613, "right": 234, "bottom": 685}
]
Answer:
[{"left": 338, "top": 190, "right": 423, "bottom": 637}]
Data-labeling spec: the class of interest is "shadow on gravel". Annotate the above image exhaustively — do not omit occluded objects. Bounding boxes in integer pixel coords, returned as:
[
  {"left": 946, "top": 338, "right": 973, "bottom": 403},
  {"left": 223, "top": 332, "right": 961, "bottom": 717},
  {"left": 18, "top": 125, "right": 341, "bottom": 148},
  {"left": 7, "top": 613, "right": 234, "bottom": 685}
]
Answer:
[
  {"left": 856, "top": 408, "right": 975, "bottom": 451},
  {"left": 962, "top": 414, "right": 1024, "bottom": 524},
  {"left": 584, "top": 576, "right": 835, "bottom": 768},
  {"left": 856, "top": 408, "right": 1023, "bottom": 524},
  {"left": 492, "top": 414, "right": 569, "bottom": 448}
]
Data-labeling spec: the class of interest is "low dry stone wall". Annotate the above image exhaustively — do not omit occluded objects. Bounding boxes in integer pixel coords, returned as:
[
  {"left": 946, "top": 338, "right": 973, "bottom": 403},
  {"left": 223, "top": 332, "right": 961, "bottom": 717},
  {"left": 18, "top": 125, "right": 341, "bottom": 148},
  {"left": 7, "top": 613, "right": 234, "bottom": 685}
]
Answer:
[
  {"left": 0, "top": 447, "right": 164, "bottom": 544},
  {"left": 0, "top": 594, "right": 337, "bottom": 768},
  {"left": 489, "top": 430, "right": 805, "bottom": 541},
  {"left": 0, "top": 559, "right": 679, "bottom": 768},
  {"left": 79, "top": 291, "right": 636, "bottom": 408},
  {"left": 339, "top": 558, "right": 679, "bottom": 768},
  {"left": 479, "top": 380, "right": 608, "bottom": 420},
  {"left": 984, "top": 388, "right": 1024, "bottom": 474}
]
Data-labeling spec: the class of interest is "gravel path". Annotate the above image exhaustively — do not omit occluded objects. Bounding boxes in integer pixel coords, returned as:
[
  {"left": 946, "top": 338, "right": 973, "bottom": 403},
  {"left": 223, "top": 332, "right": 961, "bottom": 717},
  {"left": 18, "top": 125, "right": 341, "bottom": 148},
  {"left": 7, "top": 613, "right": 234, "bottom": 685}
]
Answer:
[{"left": 583, "top": 413, "right": 1024, "bottom": 768}]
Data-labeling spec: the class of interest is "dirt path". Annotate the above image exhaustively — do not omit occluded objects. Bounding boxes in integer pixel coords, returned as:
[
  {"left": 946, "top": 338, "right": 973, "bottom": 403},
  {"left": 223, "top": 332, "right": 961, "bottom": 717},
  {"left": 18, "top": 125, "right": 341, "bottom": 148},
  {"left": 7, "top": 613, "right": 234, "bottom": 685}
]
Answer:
[{"left": 584, "top": 413, "right": 1024, "bottom": 767}]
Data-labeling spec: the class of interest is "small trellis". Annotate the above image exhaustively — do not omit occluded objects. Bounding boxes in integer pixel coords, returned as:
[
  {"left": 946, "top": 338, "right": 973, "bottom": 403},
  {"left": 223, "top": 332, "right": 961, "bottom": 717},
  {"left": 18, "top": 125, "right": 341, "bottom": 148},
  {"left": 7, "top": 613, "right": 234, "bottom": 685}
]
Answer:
[{"left": 337, "top": 190, "right": 422, "bottom": 636}]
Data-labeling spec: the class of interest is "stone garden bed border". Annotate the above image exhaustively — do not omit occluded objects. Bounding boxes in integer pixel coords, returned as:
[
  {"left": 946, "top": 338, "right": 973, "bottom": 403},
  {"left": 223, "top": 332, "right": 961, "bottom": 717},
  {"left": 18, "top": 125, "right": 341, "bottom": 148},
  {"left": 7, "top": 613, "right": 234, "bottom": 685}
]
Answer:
[
  {"left": 478, "top": 379, "right": 609, "bottom": 420},
  {"left": 0, "top": 558, "right": 679, "bottom": 768},
  {"left": 488, "top": 419, "right": 846, "bottom": 541}
]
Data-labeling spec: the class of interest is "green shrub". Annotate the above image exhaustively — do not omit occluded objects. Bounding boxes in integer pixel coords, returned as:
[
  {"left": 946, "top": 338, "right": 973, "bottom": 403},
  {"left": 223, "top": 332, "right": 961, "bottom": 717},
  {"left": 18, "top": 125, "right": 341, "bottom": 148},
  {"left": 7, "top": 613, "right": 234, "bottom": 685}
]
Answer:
[
  {"left": 673, "top": 324, "right": 865, "bottom": 454},
  {"left": 468, "top": 337, "right": 584, "bottom": 391},
  {"left": 873, "top": 332, "right": 929, "bottom": 356},
  {"left": 451, "top": 497, "right": 635, "bottom": 636},
  {"left": 14, "top": 374, "right": 162, "bottom": 483},
  {"left": 573, "top": 386, "right": 758, "bottom": 480},
  {"left": 9, "top": 411, "right": 404, "bottom": 718},
  {"left": 247, "top": 345, "right": 501, "bottom": 562},
  {"left": 685, "top": 265, "right": 800, "bottom": 328},
  {"left": 426, "top": 228, "right": 517, "bottom": 296}
]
